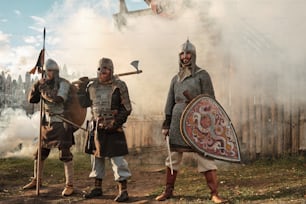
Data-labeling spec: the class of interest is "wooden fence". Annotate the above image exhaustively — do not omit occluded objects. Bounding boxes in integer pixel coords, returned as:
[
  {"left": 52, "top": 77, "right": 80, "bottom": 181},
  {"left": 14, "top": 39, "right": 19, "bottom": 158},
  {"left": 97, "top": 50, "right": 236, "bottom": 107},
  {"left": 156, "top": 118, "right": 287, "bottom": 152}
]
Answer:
[
  {"left": 227, "top": 97, "right": 306, "bottom": 161},
  {"left": 74, "top": 102, "right": 306, "bottom": 162}
]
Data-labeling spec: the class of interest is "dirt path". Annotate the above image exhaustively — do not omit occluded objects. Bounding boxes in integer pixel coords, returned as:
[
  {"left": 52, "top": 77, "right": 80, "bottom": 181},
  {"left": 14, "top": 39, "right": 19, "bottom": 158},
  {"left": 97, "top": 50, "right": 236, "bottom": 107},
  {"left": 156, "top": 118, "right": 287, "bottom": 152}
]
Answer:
[
  {"left": 1, "top": 152, "right": 305, "bottom": 204},
  {"left": 1, "top": 165, "right": 167, "bottom": 204}
]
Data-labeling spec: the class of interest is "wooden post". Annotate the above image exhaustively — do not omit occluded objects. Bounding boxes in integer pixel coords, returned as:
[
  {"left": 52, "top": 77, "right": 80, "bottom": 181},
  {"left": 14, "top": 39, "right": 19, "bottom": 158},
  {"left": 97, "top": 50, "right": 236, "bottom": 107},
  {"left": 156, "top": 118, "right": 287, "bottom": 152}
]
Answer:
[
  {"left": 255, "top": 95, "right": 262, "bottom": 157},
  {"left": 248, "top": 96, "right": 255, "bottom": 160}
]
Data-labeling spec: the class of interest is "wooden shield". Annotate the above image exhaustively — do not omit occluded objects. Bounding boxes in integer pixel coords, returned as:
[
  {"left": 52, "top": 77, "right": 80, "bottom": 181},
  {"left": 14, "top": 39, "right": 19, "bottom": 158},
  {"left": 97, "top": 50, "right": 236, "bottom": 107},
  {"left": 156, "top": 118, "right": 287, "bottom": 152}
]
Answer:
[
  {"left": 180, "top": 95, "right": 241, "bottom": 162},
  {"left": 64, "top": 84, "right": 87, "bottom": 131}
]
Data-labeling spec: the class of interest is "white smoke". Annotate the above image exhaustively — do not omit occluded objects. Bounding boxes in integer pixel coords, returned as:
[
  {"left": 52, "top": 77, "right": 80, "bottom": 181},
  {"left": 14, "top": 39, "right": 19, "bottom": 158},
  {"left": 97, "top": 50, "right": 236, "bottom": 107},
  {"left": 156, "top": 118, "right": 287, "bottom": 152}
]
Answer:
[
  {"left": 40, "top": 0, "right": 220, "bottom": 115},
  {"left": 1, "top": 0, "right": 306, "bottom": 156},
  {"left": 206, "top": 0, "right": 306, "bottom": 104},
  {"left": 41, "top": 0, "right": 306, "bottom": 112},
  {"left": 0, "top": 108, "right": 39, "bottom": 157}
]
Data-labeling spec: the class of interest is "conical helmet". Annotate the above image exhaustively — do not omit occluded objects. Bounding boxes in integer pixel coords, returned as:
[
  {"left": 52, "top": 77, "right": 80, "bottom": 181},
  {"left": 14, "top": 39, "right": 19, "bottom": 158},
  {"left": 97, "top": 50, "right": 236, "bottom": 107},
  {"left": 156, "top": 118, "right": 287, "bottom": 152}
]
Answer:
[
  {"left": 45, "top": 58, "right": 59, "bottom": 71},
  {"left": 180, "top": 39, "right": 196, "bottom": 56},
  {"left": 179, "top": 39, "right": 197, "bottom": 73}
]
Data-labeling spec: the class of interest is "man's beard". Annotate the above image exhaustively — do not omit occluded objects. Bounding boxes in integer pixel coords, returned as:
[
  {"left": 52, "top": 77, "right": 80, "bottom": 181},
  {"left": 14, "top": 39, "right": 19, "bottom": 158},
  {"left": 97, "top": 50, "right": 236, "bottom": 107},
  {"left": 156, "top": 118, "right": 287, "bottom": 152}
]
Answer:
[
  {"left": 99, "top": 73, "right": 112, "bottom": 83},
  {"left": 178, "top": 66, "right": 192, "bottom": 82}
]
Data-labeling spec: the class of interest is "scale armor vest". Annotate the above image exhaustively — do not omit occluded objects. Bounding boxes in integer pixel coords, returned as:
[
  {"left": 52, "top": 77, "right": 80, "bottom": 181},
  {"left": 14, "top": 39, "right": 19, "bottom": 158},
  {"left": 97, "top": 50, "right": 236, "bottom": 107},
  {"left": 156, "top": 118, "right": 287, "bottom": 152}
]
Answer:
[
  {"left": 44, "top": 78, "right": 70, "bottom": 123},
  {"left": 88, "top": 81, "right": 114, "bottom": 119}
]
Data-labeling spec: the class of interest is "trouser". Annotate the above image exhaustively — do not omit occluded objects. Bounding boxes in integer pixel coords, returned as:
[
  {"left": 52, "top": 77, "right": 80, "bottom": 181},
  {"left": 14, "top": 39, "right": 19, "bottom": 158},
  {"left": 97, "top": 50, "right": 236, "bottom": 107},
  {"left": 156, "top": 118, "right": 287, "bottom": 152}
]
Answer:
[
  {"left": 34, "top": 147, "right": 73, "bottom": 162},
  {"left": 165, "top": 152, "right": 217, "bottom": 172},
  {"left": 33, "top": 147, "right": 73, "bottom": 187},
  {"left": 89, "top": 155, "right": 131, "bottom": 181},
  {"left": 159, "top": 152, "right": 223, "bottom": 202}
]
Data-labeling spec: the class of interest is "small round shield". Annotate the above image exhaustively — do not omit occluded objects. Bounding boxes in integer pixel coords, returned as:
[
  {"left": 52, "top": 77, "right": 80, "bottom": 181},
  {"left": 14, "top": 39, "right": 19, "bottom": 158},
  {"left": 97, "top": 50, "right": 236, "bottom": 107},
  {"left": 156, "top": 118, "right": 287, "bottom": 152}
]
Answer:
[{"left": 64, "top": 84, "right": 87, "bottom": 131}]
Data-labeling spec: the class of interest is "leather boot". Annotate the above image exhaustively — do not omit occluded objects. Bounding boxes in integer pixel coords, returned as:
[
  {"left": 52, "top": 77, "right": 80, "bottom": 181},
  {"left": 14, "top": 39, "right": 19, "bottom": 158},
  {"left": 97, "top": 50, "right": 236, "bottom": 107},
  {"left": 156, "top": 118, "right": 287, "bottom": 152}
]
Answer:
[
  {"left": 114, "top": 180, "right": 129, "bottom": 202},
  {"left": 204, "top": 170, "right": 228, "bottom": 204},
  {"left": 155, "top": 167, "right": 178, "bottom": 201},
  {"left": 23, "top": 160, "right": 44, "bottom": 190},
  {"left": 62, "top": 161, "right": 74, "bottom": 196},
  {"left": 83, "top": 178, "right": 103, "bottom": 199}
]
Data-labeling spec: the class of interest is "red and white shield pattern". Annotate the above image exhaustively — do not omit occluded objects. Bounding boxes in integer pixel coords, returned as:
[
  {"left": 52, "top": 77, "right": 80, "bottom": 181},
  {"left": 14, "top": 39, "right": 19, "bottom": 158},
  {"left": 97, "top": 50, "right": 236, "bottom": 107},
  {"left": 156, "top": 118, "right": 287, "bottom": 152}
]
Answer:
[{"left": 180, "top": 95, "right": 241, "bottom": 162}]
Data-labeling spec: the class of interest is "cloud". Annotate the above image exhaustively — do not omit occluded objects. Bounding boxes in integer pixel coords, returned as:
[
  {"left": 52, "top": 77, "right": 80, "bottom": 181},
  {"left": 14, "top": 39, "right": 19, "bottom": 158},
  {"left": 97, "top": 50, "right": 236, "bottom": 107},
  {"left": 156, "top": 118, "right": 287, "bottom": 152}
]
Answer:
[
  {"left": 14, "top": 9, "right": 21, "bottom": 16},
  {"left": 0, "top": 31, "right": 10, "bottom": 43},
  {"left": 30, "top": 15, "right": 46, "bottom": 26},
  {"left": 0, "top": 31, "right": 12, "bottom": 64},
  {"left": 28, "top": 25, "right": 44, "bottom": 33},
  {"left": 0, "top": 32, "right": 37, "bottom": 78},
  {"left": 0, "top": 19, "right": 8, "bottom": 23},
  {"left": 23, "top": 36, "right": 37, "bottom": 44}
]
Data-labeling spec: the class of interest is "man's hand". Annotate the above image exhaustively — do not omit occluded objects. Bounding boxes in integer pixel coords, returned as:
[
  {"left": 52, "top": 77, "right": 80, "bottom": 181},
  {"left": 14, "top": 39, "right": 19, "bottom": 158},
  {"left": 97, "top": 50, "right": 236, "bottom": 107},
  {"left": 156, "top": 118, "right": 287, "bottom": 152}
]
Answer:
[
  {"left": 37, "top": 78, "right": 48, "bottom": 92},
  {"left": 97, "top": 118, "right": 120, "bottom": 133},
  {"left": 39, "top": 78, "right": 47, "bottom": 84},
  {"left": 162, "top": 129, "right": 169, "bottom": 138},
  {"left": 76, "top": 77, "right": 89, "bottom": 91},
  {"left": 41, "top": 89, "right": 63, "bottom": 103}
]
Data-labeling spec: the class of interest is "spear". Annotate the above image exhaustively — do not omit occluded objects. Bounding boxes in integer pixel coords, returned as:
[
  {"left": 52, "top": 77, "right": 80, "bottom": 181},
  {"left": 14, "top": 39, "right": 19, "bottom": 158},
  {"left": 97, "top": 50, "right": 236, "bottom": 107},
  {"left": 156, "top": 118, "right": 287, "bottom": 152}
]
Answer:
[{"left": 28, "top": 27, "right": 46, "bottom": 196}]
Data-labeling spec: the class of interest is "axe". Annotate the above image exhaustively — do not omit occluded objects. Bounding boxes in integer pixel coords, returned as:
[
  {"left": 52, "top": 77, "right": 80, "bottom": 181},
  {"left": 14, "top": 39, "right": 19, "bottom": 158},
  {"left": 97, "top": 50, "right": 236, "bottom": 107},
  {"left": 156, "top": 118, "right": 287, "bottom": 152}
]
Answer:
[
  {"left": 72, "top": 60, "right": 142, "bottom": 85},
  {"left": 116, "top": 60, "right": 142, "bottom": 77}
]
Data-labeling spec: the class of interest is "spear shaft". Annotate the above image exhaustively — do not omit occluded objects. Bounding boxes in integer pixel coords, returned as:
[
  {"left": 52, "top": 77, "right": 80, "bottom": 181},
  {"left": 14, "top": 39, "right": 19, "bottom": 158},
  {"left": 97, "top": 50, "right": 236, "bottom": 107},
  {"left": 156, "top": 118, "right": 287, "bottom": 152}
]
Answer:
[{"left": 36, "top": 27, "right": 46, "bottom": 196}]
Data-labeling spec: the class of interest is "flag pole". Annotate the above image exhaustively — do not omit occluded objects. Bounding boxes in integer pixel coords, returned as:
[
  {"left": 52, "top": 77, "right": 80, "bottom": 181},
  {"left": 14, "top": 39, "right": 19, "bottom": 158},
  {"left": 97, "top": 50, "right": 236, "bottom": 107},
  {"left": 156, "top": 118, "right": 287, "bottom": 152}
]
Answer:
[{"left": 36, "top": 27, "right": 46, "bottom": 196}]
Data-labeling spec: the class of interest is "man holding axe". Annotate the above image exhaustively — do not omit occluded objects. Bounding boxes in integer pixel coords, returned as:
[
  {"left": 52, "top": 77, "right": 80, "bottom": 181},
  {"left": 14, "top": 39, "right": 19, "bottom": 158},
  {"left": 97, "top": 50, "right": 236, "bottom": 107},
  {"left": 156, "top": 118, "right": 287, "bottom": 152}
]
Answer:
[{"left": 77, "top": 57, "right": 133, "bottom": 202}]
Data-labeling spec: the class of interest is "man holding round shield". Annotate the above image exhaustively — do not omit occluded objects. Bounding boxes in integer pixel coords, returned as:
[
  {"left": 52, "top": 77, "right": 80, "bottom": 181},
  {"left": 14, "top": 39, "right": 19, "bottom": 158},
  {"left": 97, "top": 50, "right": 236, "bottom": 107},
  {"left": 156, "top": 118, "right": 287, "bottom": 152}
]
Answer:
[{"left": 156, "top": 39, "right": 227, "bottom": 203}]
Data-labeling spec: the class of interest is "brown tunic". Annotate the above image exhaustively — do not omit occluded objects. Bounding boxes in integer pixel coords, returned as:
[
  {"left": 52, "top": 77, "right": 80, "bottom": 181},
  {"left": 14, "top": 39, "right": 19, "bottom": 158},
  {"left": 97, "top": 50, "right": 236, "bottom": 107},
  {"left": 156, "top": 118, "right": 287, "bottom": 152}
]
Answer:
[
  {"left": 28, "top": 78, "right": 74, "bottom": 149},
  {"left": 78, "top": 78, "right": 132, "bottom": 157}
]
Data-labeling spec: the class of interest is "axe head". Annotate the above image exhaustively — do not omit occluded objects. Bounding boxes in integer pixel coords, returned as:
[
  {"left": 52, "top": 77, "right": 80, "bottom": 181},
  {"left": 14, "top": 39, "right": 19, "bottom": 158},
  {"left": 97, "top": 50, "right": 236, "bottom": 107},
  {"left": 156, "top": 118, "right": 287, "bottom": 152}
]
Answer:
[{"left": 130, "top": 60, "right": 139, "bottom": 71}]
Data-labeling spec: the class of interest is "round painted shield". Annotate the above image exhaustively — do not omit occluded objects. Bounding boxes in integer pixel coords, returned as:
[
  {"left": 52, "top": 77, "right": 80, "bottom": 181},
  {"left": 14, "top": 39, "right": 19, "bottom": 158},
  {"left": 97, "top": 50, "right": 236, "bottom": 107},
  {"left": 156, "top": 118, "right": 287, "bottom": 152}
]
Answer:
[
  {"left": 180, "top": 95, "right": 241, "bottom": 162},
  {"left": 64, "top": 84, "right": 87, "bottom": 131}
]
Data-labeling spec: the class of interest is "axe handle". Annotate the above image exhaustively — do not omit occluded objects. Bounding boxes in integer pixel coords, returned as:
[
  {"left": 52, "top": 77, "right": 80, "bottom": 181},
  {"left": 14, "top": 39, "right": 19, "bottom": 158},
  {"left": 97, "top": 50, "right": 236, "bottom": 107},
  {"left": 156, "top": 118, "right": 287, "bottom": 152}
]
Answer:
[
  {"left": 116, "top": 70, "right": 142, "bottom": 77},
  {"left": 72, "top": 70, "right": 142, "bottom": 85}
]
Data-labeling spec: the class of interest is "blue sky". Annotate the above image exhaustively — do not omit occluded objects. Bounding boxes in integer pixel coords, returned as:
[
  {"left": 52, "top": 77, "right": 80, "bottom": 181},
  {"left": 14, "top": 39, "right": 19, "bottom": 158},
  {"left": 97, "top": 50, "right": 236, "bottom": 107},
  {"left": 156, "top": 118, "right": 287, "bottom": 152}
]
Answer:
[
  {"left": 0, "top": 0, "right": 149, "bottom": 78},
  {"left": 0, "top": 0, "right": 148, "bottom": 43}
]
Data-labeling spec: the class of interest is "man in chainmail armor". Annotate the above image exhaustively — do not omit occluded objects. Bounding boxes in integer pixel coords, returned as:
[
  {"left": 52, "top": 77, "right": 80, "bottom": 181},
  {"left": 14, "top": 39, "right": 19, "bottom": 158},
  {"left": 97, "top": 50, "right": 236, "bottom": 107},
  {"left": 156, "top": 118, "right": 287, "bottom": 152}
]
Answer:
[
  {"left": 77, "top": 57, "right": 132, "bottom": 202},
  {"left": 23, "top": 58, "right": 75, "bottom": 196},
  {"left": 156, "top": 40, "right": 227, "bottom": 203}
]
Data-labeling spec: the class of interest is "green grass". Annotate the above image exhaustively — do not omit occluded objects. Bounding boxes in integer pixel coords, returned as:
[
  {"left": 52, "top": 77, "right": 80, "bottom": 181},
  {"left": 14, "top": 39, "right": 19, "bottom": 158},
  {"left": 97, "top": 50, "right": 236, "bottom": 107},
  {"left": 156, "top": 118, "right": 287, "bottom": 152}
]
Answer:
[
  {"left": 151, "top": 155, "right": 306, "bottom": 203},
  {"left": 0, "top": 152, "right": 91, "bottom": 187},
  {"left": 0, "top": 153, "right": 305, "bottom": 203}
]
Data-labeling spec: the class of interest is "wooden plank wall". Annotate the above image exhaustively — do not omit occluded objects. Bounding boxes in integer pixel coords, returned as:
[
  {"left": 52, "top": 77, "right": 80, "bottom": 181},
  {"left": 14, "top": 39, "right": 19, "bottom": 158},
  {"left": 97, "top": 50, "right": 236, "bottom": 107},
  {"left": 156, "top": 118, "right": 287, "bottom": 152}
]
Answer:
[
  {"left": 225, "top": 95, "right": 306, "bottom": 161},
  {"left": 74, "top": 103, "right": 306, "bottom": 162}
]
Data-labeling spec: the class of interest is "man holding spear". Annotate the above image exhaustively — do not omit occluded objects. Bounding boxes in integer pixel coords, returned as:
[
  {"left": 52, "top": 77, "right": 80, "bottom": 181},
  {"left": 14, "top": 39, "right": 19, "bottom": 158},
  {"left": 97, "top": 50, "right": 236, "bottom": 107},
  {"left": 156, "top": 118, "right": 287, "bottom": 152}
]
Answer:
[{"left": 23, "top": 58, "right": 75, "bottom": 197}]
